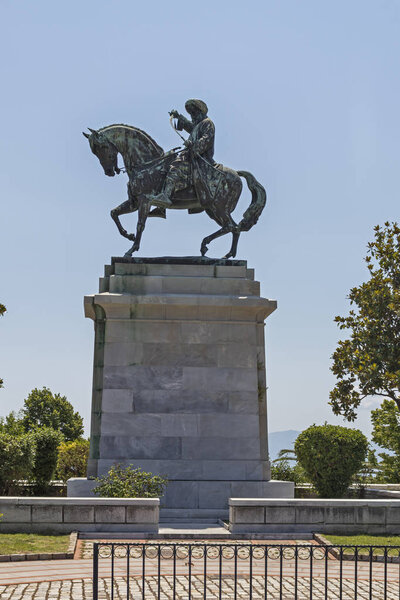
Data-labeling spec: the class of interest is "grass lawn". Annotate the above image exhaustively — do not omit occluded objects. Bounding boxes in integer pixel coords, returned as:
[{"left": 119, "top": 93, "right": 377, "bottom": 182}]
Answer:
[
  {"left": 323, "top": 535, "right": 400, "bottom": 556},
  {"left": 0, "top": 534, "right": 70, "bottom": 555}
]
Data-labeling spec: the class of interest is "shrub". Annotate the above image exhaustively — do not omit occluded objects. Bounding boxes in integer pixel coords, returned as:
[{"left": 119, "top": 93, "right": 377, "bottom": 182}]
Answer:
[
  {"left": 0, "top": 433, "right": 34, "bottom": 494},
  {"left": 93, "top": 464, "right": 167, "bottom": 498},
  {"left": 270, "top": 460, "right": 307, "bottom": 484},
  {"left": 295, "top": 424, "right": 368, "bottom": 497},
  {"left": 57, "top": 439, "right": 90, "bottom": 482},
  {"left": 31, "top": 427, "right": 64, "bottom": 494}
]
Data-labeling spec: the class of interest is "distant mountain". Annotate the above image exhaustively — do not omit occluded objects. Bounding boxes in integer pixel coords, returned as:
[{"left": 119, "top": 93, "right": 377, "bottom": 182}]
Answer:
[{"left": 268, "top": 430, "right": 300, "bottom": 461}]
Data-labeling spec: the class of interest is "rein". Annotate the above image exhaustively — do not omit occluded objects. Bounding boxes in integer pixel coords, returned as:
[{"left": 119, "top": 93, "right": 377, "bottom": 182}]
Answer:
[{"left": 118, "top": 147, "right": 183, "bottom": 175}]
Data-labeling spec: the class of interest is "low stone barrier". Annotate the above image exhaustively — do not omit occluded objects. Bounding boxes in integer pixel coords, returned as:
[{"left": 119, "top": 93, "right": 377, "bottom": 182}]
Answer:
[
  {"left": 0, "top": 497, "right": 159, "bottom": 533},
  {"left": 229, "top": 498, "right": 400, "bottom": 534}
]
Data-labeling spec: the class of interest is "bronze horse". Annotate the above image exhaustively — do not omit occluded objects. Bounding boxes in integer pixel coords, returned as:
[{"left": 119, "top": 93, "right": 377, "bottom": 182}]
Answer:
[{"left": 83, "top": 124, "right": 266, "bottom": 258}]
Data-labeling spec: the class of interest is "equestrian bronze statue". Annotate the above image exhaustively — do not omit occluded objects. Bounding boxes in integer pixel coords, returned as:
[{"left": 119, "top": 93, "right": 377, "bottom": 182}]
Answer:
[{"left": 83, "top": 99, "right": 266, "bottom": 258}]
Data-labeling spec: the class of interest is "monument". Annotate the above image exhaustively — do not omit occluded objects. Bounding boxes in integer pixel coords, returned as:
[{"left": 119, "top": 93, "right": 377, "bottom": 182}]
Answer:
[{"left": 68, "top": 100, "right": 293, "bottom": 518}]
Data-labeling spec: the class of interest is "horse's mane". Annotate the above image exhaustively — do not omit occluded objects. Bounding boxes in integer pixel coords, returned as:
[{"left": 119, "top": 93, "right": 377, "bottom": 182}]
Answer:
[{"left": 98, "top": 124, "right": 164, "bottom": 156}]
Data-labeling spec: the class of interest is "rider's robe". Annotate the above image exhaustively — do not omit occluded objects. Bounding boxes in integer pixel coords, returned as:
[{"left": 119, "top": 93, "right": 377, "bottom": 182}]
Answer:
[{"left": 174, "top": 115, "right": 221, "bottom": 208}]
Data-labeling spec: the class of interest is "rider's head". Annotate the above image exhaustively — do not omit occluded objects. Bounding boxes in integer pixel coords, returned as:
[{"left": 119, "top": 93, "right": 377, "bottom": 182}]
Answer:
[{"left": 185, "top": 99, "right": 208, "bottom": 121}]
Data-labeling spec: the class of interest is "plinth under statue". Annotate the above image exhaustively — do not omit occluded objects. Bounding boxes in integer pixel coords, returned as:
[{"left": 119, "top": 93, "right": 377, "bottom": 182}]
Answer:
[{"left": 68, "top": 100, "right": 293, "bottom": 517}]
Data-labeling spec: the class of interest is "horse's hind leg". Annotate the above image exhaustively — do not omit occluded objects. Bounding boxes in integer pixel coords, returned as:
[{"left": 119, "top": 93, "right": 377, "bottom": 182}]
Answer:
[
  {"left": 201, "top": 212, "right": 240, "bottom": 258},
  {"left": 200, "top": 225, "right": 230, "bottom": 256},
  {"left": 224, "top": 231, "right": 240, "bottom": 259},
  {"left": 111, "top": 199, "right": 137, "bottom": 241}
]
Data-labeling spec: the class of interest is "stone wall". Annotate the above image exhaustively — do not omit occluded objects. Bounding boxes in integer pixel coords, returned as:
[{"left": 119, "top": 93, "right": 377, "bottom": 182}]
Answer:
[
  {"left": 0, "top": 497, "right": 159, "bottom": 533},
  {"left": 229, "top": 498, "right": 400, "bottom": 534}
]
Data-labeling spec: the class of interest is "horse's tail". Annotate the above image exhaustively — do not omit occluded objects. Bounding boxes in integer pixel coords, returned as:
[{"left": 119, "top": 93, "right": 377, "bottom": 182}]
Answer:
[{"left": 237, "top": 171, "right": 267, "bottom": 232}]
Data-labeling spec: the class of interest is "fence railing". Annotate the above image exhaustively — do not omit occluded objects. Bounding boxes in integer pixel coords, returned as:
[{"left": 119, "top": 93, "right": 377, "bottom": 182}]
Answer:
[{"left": 93, "top": 541, "right": 400, "bottom": 599}]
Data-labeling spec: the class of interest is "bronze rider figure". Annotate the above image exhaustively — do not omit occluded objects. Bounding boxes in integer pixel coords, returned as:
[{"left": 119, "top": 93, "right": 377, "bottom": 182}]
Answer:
[{"left": 151, "top": 99, "right": 215, "bottom": 209}]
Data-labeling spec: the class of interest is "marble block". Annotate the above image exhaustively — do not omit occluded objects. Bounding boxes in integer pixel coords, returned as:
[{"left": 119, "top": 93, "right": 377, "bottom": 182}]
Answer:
[{"left": 73, "top": 257, "right": 292, "bottom": 511}]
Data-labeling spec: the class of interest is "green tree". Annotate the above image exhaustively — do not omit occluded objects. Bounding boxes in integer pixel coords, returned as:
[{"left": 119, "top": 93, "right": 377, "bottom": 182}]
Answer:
[
  {"left": 22, "top": 387, "right": 84, "bottom": 441},
  {"left": 0, "top": 433, "right": 34, "bottom": 495},
  {"left": 31, "top": 427, "right": 64, "bottom": 494},
  {"left": 56, "top": 438, "right": 90, "bottom": 482},
  {"left": 0, "top": 304, "right": 6, "bottom": 388},
  {"left": 93, "top": 465, "right": 167, "bottom": 498},
  {"left": 371, "top": 399, "right": 400, "bottom": 482},
  {"left": 0, "top": 411, "right": 24, "bottom": 436},
  {"left": 330, "top": 222, "right": 400, "bottom": 421},
  {"left": 295, "top": 424, "right": 368, "bottom": 497}
]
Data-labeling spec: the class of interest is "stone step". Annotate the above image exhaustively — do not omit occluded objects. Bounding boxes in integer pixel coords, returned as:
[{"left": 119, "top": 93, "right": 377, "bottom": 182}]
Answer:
[
  {"left": 158, "top": 523, "right": 230, "bottom": 538},
  {"left": 160, "top": 508, "right": 229, "bottom": 522},
  {"left": 159, "top": 518, "right": 220, "bottom": 524}
]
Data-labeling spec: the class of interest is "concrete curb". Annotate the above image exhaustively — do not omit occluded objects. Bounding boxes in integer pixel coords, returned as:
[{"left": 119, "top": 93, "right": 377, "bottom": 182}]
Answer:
[{"left": 0, "top": 531, "right": 78, "bottom": 563}]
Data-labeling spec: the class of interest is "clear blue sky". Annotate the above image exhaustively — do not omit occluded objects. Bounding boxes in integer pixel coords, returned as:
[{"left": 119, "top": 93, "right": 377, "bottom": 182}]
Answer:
[{"left": 1, "top": 1, "right": 399, "bottom": 438}]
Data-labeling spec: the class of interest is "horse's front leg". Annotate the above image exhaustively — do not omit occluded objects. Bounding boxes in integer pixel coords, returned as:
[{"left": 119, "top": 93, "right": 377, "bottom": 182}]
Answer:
[
  {"left": 111, "top": 199, "right": 137, "bottom": 241},
  {"left": 124, "top": 195, "right": 150, "bottom": 256}
]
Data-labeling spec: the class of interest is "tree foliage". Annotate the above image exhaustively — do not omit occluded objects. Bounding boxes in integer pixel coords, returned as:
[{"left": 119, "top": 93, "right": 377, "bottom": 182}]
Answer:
[
  {"left": 93, "top": 464, "right": 167, "bottom": 498},
  {"left": 330, "top": 222, "right": 400, "bottom": 421},
  {"left": 295, "top": 424, "right": 368, "bottom": 497},
  {"left": 371, "top": 399, "right": 400, "bottom": 482},
  {"left": 0, "top": 411, "right": 24, "bottom": 436},
  {"left": 22, "top": 387, "right": 84, "bottom": 441},
  {"left": 56, "top": 438, "right": 90, "bottom": 482},
  {"left": 0, "top": 304, "right": 6, "bottom": 388},
  {"left": 0, "top": 433, "right": 34, "bottom": 495},
  {"left": 271, "top": 449, "right": 307, "bottom": 484},
  {"left": 270, "top": 461, "right": 307, "bottom": 484},
  {"left": 30, "top": 427, "right": 64, "bottom": 494}
]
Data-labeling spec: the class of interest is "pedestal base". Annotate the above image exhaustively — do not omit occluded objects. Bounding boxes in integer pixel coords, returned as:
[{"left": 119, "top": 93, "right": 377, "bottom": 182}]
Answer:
[{"left": 81, "top": 257, "right": 293, "bottom": 514}]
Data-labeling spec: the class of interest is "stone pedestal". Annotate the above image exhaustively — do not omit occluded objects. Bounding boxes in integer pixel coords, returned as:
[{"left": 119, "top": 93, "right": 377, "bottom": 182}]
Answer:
[{"left": 69, "top": 257, "right": 293, "bottom": 513}]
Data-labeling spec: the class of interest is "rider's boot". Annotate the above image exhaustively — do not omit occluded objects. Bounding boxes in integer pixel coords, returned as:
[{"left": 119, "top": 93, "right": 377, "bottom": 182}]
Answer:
[{"left": 150, "top": 176, "right": 174, "bottom": 208}]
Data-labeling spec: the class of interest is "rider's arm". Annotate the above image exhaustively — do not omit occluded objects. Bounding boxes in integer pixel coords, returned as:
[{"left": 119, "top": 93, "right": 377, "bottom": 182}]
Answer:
[
  {"left": 176, "top": 114, "right": 194, "bottom": 133},
  {"left": 192, "top": 120, "right": 215, "bottom": 154}
]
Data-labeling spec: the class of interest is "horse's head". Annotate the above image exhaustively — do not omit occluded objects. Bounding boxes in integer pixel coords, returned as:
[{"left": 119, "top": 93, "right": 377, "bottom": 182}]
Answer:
[{"left": 83, "top": 128, "right": 120, "bottom": 177}]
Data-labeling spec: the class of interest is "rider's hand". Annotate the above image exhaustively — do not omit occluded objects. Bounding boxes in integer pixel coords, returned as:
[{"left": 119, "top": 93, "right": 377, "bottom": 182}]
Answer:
[
  {"left": 184, "top": 139, "right": 193, "bottom": 149},
  {"left": 170, "top": 110, "right": 179, "bottom": 119}
]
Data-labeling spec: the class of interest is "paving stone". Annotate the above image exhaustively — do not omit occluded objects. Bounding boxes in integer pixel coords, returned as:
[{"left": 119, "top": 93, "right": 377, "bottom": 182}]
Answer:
[{"left": 1, "top": 574, "right": 400, "bottom": 599}]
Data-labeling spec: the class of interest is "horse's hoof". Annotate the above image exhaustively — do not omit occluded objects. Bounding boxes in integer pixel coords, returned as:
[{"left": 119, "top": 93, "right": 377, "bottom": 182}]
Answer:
[
  {"left": 201, "top": 245, "right": 208, "bottom": 256},
  {"left": 124, "top": 251, "right": 133, "bottom": 258},
  {"left": 127, "top": 233, "right": 135, "bottom": 241}
]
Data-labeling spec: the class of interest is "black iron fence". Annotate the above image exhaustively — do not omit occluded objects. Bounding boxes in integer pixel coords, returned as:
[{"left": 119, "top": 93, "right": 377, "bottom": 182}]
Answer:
[{"left": 93, "top": 541, "right": 400, "bottom": 599}]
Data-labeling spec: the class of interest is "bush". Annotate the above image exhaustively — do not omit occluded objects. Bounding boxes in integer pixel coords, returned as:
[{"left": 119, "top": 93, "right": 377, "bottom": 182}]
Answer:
[
  {"left": 31, "top": 427, "right": 63, "bottom": 494},
  {"left": 0, "top": 433, "right": 34, "bottom": 494},
  {"left": 270, "top": 460, "right": 307, "bottom": 484},
  {"left": 57, "top": 439, "right": 90, "bottom": 482},
  {"left": 295, "top": 424, "right": 368, "bottom": 497},
  {"left": 93, "top": 464, "right": 167, "bottom": 498}
]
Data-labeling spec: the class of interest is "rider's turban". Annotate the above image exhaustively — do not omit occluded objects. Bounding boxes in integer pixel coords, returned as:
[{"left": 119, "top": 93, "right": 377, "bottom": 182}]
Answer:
[{"left": 185, "top": 99, "right": 208, "bottom": 115}]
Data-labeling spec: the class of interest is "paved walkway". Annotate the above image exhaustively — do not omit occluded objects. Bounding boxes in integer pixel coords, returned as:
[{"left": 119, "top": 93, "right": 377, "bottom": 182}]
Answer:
[{"left": 1, "top": 574, "right": 400, "bottom": 599}]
